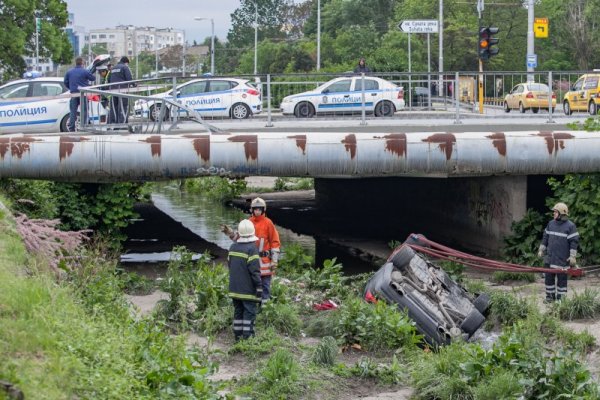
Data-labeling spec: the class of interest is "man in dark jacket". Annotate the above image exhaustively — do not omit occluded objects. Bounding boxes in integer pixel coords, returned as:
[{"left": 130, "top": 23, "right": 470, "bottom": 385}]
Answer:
[
  {"left": 108, "top": 56, "right": 134, "bottom": 124},
  {"left": 538, "top": 202, "right": 579, "bottom": 302},
  {"left": 354, "top": 57, "right": 371, "bottom": 74},
  {"left": 63, "top": 57, "right": 95, "bottom": 132},
  {"left": 228, "top": 219, "right": 262, "bottom": 340}
]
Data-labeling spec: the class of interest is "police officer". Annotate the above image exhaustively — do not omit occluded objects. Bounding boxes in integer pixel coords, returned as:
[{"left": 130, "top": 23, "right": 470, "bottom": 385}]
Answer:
[
  {"left": 108, "top": 56, "right": 133, "bottom": 124},
  {"left": 537, "top": 202, "right": 579, "bottom": 302},
  {"left": 63, "top": 57, "right": 95, "bottom": 132}
]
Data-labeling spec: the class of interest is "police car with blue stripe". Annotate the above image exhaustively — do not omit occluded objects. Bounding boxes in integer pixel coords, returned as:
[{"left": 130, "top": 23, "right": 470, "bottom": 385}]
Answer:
[
  {"left": 280, "top": 76, "right": 405, "bottom": 118},
  {"left": 134, "top": 77, "right": 262, "bottom": 120}
]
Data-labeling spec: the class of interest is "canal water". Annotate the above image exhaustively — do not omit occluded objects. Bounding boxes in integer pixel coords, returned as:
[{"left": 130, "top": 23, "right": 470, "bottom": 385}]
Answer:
[{"left": 121, "top": 182, "right": 383, "bottom": 276}]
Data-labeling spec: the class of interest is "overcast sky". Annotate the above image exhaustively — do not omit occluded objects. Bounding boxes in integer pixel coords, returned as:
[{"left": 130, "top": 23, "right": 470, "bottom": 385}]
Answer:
[{"left": 65, "top": 0, "right": 240, "bottom": 43}]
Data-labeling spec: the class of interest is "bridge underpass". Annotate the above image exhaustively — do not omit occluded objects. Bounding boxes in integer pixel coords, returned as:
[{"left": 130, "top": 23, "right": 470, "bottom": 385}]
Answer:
[{"left": 0, "top": 130, "right": 595, "bottom": 253}]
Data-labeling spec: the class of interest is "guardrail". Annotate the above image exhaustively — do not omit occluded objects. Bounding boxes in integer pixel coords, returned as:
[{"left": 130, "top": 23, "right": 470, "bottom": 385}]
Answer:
[{"left": 70, "top": 70, "right": 598, "bottom": 132}]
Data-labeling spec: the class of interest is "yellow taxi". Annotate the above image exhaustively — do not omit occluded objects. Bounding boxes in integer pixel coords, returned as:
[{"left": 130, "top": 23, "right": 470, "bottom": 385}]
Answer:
[
  {"left": 562, "top": 74, "right": 600, "bottom": 115},
  {"left": 503, "top": 82, "right": 556, "bottom": 113}
]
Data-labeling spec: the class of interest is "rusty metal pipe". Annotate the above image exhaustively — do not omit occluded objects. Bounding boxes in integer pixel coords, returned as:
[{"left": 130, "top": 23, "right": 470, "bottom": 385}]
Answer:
[{"left": 0, "top": 130, "right": 597, "bottom": 182}]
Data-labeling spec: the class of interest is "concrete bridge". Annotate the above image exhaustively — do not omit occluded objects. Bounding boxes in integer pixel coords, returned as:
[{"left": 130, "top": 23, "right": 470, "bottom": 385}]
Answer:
[{"left": 0, "top": 129, "right": 596, "bottom": 253}]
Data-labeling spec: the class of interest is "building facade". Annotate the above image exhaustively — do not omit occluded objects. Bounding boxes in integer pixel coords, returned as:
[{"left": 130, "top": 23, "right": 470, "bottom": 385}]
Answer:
[{"left": 88, "top": 26, "right": 184, "bottom": 58}]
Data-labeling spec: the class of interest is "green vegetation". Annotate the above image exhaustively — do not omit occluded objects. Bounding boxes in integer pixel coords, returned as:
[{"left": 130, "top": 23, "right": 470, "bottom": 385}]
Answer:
[
  {"left": 182, "top": 177, "right": 247, "bottom": 201},
  {"left": 491, "top": 271, "right": 536, "bottom": 284},
  {"left": 556, "top": 288, "right": 600, "bottom": 321}
]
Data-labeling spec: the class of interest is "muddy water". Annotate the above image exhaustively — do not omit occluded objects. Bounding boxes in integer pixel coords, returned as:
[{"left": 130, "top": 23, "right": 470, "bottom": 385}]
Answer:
[{"left": 121, "top": 183, "right": 381, "bottom": 275}]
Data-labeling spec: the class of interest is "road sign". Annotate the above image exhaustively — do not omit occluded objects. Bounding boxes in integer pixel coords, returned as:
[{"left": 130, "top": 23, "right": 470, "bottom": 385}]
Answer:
[
  {"left": 534, "top": 17, "right": 549, "bottom": 38},
  {"left": 527, "top": 54, "right": 537, "bottom": 68},
  {"left": 398, "top": 20, "right": 439, "bottom": 34}
]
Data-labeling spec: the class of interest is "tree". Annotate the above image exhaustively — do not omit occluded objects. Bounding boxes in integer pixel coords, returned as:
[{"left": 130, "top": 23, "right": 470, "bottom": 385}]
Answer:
[
  {"left": 227, "top": 0, "right": 289, "bottom": 49},
  {"left": 0, "top": 0, "right": 72, "bottom": 81}
]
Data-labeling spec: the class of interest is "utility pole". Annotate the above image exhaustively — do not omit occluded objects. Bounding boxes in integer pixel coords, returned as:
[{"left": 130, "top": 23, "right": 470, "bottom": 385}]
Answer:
[
  {"left": 317, "top": 0, "right": 321, "bottom": 71},
  {"left": 438, "top": 0, "right": 443, "bottom": 94},
  {"left": 35, "top": 14, "right": 40, "bottom": 72},
  {"left": 526, "top": 0, "right": 534, "bottom": 82},
  {"left": 254, "top": 1, "right": 258, "bottom": 75}
]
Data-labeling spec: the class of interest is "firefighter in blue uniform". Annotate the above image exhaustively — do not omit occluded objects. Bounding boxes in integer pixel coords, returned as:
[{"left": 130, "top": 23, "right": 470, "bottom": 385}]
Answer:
[
  {"left": 228, "top": 220, "right": 262, "bottom": 341},
  {"left": 538, "top": 202, "right": 579, "bottom": 302}
]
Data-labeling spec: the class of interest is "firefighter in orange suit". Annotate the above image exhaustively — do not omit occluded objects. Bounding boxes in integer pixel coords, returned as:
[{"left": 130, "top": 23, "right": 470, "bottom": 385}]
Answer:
[{"left": 248, "top": 197, "right": 281, "bottom": 304}]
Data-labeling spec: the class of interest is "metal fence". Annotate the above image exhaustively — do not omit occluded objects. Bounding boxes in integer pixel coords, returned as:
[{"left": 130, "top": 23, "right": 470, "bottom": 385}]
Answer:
[{"left": 77, "top": 70, "right": 597, "bottom": 133}]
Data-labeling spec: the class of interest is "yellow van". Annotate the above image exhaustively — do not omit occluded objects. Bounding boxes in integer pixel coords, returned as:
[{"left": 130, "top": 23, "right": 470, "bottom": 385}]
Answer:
[{"left": 563, "top": 74, "right": 600, "bottom": 115}]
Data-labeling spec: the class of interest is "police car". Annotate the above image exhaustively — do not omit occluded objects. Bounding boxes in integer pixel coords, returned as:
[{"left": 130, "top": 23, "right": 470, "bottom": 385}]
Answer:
[
  {"left": 280, "top": 76, "right": 405, "bottom": 118},
  {"left": 134, "top": 77, "right": 262, "bottom": 120}
]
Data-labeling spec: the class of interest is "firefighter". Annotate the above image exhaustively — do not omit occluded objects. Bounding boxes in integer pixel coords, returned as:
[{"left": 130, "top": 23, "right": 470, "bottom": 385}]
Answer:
[
  {"left": 228, "top": 219, "right": 262, "bottom": 341},
  {"left": 96, "top": 65, "right": 111, "bottom": 110},
  {"left": 537, "top": 202, "right": 579, "bottom": 302},
  {"left": 221, "top": 197, "right": 281, "bottom": 305},
  {"left": 248, "top": 197, "right": 281, "bottom": 304}
]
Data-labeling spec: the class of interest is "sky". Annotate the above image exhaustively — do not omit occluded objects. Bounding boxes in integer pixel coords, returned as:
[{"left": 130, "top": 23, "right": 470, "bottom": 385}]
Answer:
[{"left": 65, "top": 0, "right": 241, "bottom": 44}]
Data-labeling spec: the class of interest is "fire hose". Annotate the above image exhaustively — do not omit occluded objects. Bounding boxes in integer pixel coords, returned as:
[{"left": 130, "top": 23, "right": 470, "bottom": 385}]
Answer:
[{"left": 394, "top": 234, "right": 586, "bottom": 277}]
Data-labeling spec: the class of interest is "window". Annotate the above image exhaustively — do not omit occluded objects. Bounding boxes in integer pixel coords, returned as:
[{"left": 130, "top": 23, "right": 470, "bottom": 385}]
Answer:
[
  {"left": 208, "top": 81, "right": 232, "bottom": 92},
  {"left": 109, "top": 34, "right": 115, "bottom": 39},
  {"left": 584, "top": 76, "right": 599, "bottom": 90},
  {"left": 573, "top": 78, "right": 584, "bottom": 91},
  {"left": 323, "top": 79, "right": 351, "bottom": 93},
  {"left": 0, "top": 83, "right": 29, "bottom": 99},
  {"left": 99, "top": 34, "right": 106, "bottom": 39},
  {"left": 91, "top": 35, "right": 97, "bottom": 39},
  {"left": 354, "top": 79, "right": 379, "bottom": 91},
  {"left": 32, "top": 82, "right": 66, "bottom": 97},
  {"left": 179, "top": 81, "right": 207, "bottom": 96}
]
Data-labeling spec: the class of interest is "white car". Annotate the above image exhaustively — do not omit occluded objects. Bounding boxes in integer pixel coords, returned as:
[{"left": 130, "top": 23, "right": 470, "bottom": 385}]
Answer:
[
  {"left": 135, "top": 78, "right": 262, "bottom": 120},
  {"left": 280, "top": 76, "right": 405, "bottom": 118},
  {"left": 0, "top": 77, "right": 104, "bottom": 134}
]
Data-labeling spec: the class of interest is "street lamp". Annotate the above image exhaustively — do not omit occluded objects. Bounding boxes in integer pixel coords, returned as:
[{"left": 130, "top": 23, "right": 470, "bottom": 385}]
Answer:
[
  {"left": 254, "top": 2, "right": 258, "bottom": 75},
  {"left": 317, "top": 0, "right": 320, "bottom": 71},
  {"left": 194, "top": 17, "right": 215, "bottom": 75}
]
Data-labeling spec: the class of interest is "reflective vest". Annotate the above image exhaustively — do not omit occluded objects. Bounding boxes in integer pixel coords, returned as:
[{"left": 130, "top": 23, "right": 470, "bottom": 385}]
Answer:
[{"left": 249, "top": 214, "right": 281, "bottom": 276}]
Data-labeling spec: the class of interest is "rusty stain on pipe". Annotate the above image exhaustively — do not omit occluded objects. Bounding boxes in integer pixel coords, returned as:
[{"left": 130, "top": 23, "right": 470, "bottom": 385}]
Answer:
[
  {"left": 59, "top": 136, "right": 90, "bottom": 160},
  {"left": 487, "top": 133, "right": 507, "bottom": 157},
  {"left": 228, "top": 135, "right": 258, "bottom": 160},
  {"left": 183, "top": 134, "right": 210, "bottom": 161},
  {"left": 342, "top": 134, "right": 357, "bottom": 159},
  {"left": 141, "top": 136, "right": 162, "bottom": 157},
  {"left": 287, "top": 135, "right": 307, "bottom": 154},
  {"left": 0, "top": 138, "right": 9, "bottom": 159},
  {"left": 423, "top": 133, "right": 456, "bottom": 161},
  {"left": 5, "top": 137, "right": 41, "bottom": 159},
  {"left": 382, "top": 133, "right": 407, "bottom": 157},
  {"left": 537, "top": 132, "right": 574, "bottom": 155}
]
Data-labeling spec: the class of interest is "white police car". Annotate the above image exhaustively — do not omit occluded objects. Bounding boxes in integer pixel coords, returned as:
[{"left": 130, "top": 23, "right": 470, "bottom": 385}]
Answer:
[
  {"left": 280, "top": 76, "right": 405, "bottom": 118},
  {"left": 0, "top": 77, "right": 107, "bottom": 134},
  {"left": 134, "top": 78, "right": 262, "bottom": 120}
]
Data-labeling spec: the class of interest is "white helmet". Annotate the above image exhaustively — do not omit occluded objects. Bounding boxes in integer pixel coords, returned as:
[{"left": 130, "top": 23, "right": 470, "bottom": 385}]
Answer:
[
  {"left": 552, "top": 202, "right": 569, "bottom": 216},
  {"left": 251, "top": 197, "right": 267, "bottom": 210},
  {"left": 237, "top": 219, "right": 258, "bottom": 243}
]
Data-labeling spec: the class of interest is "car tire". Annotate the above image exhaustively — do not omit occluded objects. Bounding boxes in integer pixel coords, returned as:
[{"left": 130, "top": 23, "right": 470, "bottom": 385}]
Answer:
[
  {"left": 231, "top": 102, "right": 251, "bottom": 119},
  {"left": 519, "top": 102, "right": 526, "bottom": 113},
  {"left": 60, "top": 115, "right": 69, "bottom": 132},
  {"left": 589, "top": 101, "right": 598, "bottom": 116},
  {"left": 503, "top": 102, "right": 510, "bottom": 113},
  {"left": 551, "top": 107, "right": 555, "bottom": 114},
  {"left": 149, "top": 104, "right": 169, "bottom": 122},
  {"left": 375, "top": 101, "right": 395, "bottom": 117},
  {"left": 294, "top": 102, "right": 315, "bottom": 118},
  {"left": 459, "top": 308, "right": 485, "bottom": 335},
  {"left": 564, "top": 101, "right": 572, "bottom": 115},
  {"left": 531, "top": 107, "right": 539, "bottom": 114},
  {"left": 390, "top": 245, "right": 415, "bottom": 270},
  {"left": 473, "top": 293, "right": 490, "bottom": 314}
]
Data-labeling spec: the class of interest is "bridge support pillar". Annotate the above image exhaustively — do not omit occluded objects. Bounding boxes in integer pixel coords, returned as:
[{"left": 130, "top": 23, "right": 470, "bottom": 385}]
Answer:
[{"left": 314, "top": 176, "right": 527, "bottom": 255}]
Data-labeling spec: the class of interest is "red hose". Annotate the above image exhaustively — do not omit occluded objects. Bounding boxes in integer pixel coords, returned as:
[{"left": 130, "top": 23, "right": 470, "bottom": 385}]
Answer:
[{"left": 396, "top": 234, "right": 583, "bottom": 277}]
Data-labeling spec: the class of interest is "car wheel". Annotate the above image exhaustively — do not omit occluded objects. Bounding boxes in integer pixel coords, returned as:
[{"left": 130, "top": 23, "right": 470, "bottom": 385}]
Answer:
[
  {"left": 519, "top": 102, "right": 526, "bottom": 113},
  {"left": 149, "top": 104, "right": 169, "bottom": 121},
  {"left": 294, "top": 101, "right": 315, "bottom": 118},
  {"left": 375, "top": 101, "right": 395, "bottom": 117},
  {"left": 563, "top": 101, "right": 572, "bottom": 115},
  {"left": 551, "top": 107, "right": 555, "bottom": 114},
  {"left": 503, "top": 102, "right": 510, "bottom": 113},
  {"left": 589, "top": 101, "right": 598, "bottom": 116},
  {"left": 473, "top": 293, "right": 490, "bottom": 314},
  {"left": 459, "top": 308, "right": 485, "bottom": 335},
  {"left": 231, "top": 102, "right": 251, "bottom": 119},
  {"left": 60, "top": 115, "right": 69, "bottom": 132},
  {"left": 390, "top": 245, "right": 415, "bottom": 270},
  {"left": 531, "top": 107, "right": 539, "bottom": 114}
]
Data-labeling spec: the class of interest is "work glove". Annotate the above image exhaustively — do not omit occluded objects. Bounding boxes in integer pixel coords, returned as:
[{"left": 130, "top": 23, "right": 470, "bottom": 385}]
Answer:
[
  {"left": 568, "top": 249, "right": 577, "bottom": 267},
  {"left": 256, "top": 287, "right": 263, "bottom": 300},
  {"left": 537, "top": 244, "right": 546, "bottom": 258},
  {"left": 220, "top": 224, "right": 237, "bottom": 240},
  {"left": 271, "top": 262, "right": 278, "bottom": 274}
]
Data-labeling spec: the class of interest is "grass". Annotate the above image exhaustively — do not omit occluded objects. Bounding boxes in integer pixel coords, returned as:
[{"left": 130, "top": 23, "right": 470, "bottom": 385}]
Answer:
[
  {"left": 492, "top": 271, "right": 536, "bottom": 283},
  {"left": 556, "top": 288, "right": 600, "bottom": 320}
]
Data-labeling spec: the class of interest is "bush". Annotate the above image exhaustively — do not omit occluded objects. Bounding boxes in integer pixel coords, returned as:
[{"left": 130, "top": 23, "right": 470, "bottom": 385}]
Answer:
[
  {"left": 240, "top": 349, "right": 303, "bottom": 400},
  {"left": 183, "top": 177, "right": 247, "bottom": 201},
  {"left": 487, "top": 291, "right": 533, "bottom": 327},
  {"left": 311, "top": 336, "right": 339, "bottom": 366},
  {"left": 279, "top": 243, "right": 314, "bottom": 277},
  {"left": 502, "top": 209, "right": 546, "bottom": 265},
  {"left": 556, "top": 288, "right": 600, "bottom": 320},
  {"left": 256, "top": 301, "right": 302, "bottom": 337}
]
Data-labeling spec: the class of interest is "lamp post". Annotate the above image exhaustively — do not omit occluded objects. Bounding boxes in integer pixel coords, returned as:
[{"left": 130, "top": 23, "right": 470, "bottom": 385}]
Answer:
[
  {"left": 254, "top": 1, "right": 258, "bottom": 75},
  {"left": 34, "top": 14, "right": 40, "bottom": 72},
  {"left": 317, "top": 0, "right": 320, "bottom": 71},
  {"left": 194, "top": 17, "right": 215, "bottom": 75}
]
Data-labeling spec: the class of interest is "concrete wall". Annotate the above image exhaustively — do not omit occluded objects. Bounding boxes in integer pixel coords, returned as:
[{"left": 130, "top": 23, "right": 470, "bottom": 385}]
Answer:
[{"left": 314, "top": 176, "right": 528, "bottom": 255}]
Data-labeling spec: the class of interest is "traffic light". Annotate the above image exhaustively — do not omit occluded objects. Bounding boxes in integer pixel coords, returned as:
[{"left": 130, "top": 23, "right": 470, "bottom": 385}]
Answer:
[{"left": 478, "top": 27, "right": 500, "bottom": 61}]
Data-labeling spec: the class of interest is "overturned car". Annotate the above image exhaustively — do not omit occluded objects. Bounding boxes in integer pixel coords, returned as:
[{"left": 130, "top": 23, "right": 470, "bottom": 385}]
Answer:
[{"left": 364, "top": 237, "right": 489, "bottom": 346}]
